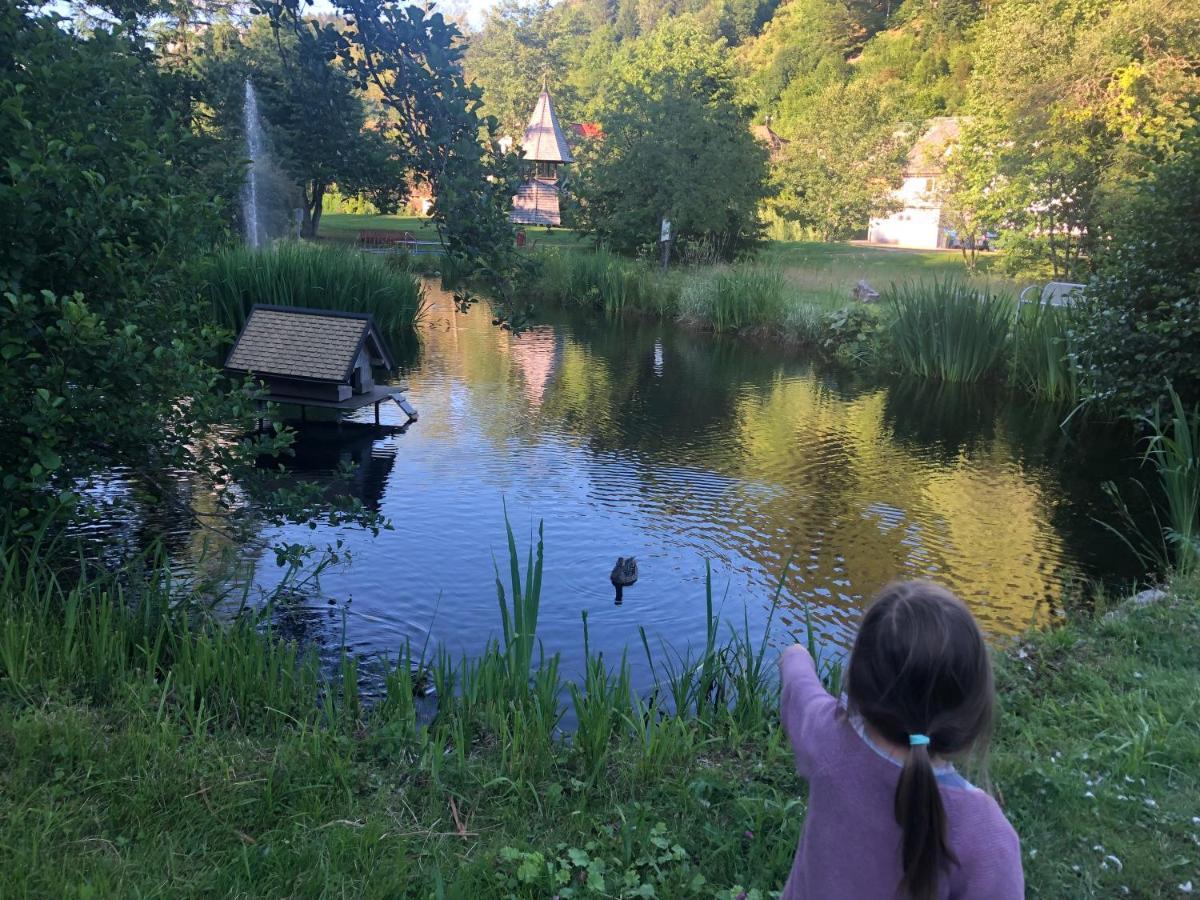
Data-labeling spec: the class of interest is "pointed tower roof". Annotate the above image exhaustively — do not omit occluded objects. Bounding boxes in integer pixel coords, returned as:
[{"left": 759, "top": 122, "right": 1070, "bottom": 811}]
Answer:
[{"left": 521, "top": 90, "right": 574, "bottom": 164}]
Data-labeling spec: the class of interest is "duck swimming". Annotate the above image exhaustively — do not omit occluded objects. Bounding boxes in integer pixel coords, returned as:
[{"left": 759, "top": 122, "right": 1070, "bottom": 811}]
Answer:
[{"left": 611, "top": 557, "right": 638, "bottom": 604}]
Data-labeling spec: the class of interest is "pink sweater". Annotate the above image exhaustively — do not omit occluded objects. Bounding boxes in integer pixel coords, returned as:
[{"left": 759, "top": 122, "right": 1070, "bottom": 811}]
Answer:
[{"left": 780, "top": 645, "right": 1024, "bottom": 899}]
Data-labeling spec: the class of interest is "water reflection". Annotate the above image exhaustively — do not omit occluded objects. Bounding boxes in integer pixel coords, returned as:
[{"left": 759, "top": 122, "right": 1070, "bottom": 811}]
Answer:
[{"left": 230, "top": 282, "right": 1141, "bottom": 689}]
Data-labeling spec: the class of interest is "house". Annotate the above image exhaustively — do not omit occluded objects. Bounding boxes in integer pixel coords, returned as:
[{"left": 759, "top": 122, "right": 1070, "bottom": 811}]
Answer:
[
  {"left": 867, "top": 117, "right": 961, "bottom": 250},
  {"left": 751, "top": 121, "right": 789, "bottom": 162},
  {"left": 510, "top": 88, "right": 574, "bottom": 227},
  {"left": 225, "top": 305, "right": 416, "bottom": 425}
]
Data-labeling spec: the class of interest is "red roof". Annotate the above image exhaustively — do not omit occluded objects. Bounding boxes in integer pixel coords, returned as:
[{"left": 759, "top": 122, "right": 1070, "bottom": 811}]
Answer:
[{"left": 571, "top": 122, "right": 603, "bottom": 140}]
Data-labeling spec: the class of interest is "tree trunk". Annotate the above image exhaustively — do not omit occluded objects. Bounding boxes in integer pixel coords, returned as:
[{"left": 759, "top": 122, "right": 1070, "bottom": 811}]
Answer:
[{"left": 301, "top": 181, "right": 327, "bottom": 239}]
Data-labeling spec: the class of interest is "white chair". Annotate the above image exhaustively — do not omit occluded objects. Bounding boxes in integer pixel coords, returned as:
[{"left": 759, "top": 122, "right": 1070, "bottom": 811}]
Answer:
[{"left": 1018, "top": 281, "right": 1085, "bottom": 308}]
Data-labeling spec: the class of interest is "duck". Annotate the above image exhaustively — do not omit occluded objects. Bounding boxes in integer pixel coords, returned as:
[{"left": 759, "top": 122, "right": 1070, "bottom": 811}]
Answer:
[{"left": 611, "top": 557, "right": 638, "bottom": 605}]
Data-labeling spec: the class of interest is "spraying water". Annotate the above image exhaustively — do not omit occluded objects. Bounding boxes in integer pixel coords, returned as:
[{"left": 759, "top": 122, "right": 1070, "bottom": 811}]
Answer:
[{"left": 241, "top": 79, "right": 265, "bottom": 248}]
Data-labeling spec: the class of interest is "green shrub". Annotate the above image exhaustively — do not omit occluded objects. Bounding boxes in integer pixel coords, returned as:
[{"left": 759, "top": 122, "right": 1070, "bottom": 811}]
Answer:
[
  {"left": 820, "top": 303, "right": 885, "bottom": 365},
  {"left": 202, "top": 243, "right": 425, "bottom": 336},
  {"left": 886, "top": 279, "right": 1014, "bottom": 383},
  {"left": 1072, "top": 124, "right": 1200, "bottom": 417}
]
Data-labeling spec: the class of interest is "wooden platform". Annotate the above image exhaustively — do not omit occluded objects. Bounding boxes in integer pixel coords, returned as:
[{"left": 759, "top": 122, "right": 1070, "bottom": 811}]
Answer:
[{"left": 262, "top": 384, "right": 417, "bottom": 427}]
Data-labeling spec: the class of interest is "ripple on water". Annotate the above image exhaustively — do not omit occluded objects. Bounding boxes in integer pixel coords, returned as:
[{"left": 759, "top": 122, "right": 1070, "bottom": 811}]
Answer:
[{"left": 96, "top": 283, "right": 1147, "bottom": 692}]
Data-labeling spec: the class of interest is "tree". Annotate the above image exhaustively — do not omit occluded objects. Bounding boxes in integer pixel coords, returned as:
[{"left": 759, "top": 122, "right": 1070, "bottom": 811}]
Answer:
[
  {"left": 572, "top": 18, "right": 768, "bottom": 258},
  {"left": 769, "top": 81, "right": 905, "bottom": 241},
  {"left": 1072, "top": 121, "right": 1200, "bottom": 417},
  {"left": 0, "top": 6, "right": 272, "bottom": 527},
  {"left": 201, "top": 17, "right": 407, "bottom": 238}
]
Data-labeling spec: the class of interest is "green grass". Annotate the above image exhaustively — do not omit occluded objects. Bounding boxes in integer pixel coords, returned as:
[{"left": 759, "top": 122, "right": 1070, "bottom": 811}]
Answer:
[
  {"left": 202, "top": 243, "right": 425, "bottom": 336},
  {"left": 886, "top": 278, "right": 1016, "bottom": 383},
  {"left": 1010, "top": 302, "right": 1080, "bottom": 403},
  {"left": 318, "top": 212, "right": 589, "bottom": 252},
  {"left": 0, "top": 513, "right": 1196, "bottom": 896}
]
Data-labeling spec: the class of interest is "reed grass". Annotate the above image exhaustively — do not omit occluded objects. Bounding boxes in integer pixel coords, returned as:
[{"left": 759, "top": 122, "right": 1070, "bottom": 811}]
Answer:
[
  {"left": 1011, "top": 302, "right": 1080, "bottom": 403},
  {"left": 202, "top": 243, "right": 425, "bottom": 336},
  {"left": 1103, "top": 386, "right": 1200, "bottom": 577},
  {"left": 678, "top": 266, "right": 788, "bottom": 333},
  {"left": 886, "top": 279, "right": 1015, "bottom": 383}
]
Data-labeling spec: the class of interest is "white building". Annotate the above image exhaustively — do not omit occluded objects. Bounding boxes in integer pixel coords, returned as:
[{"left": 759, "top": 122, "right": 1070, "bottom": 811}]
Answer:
[{"left": 867, "top": 117, "right": 960, "bottom": 250}]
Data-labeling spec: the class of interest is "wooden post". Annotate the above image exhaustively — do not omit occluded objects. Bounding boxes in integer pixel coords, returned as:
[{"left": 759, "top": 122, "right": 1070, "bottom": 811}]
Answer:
[
  {"left": 659, "top": 218, "right": 672, "bottom": 271},
  {"left": 374, "top": 401, "right": 380, "bottom": 427}
]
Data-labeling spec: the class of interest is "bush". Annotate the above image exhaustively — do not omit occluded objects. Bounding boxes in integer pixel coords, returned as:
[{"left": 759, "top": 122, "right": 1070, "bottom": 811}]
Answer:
[
  {"left": 0, "top": 8, "right": 246, "bottom": 525},
  {"left": 1072, "top": 125, "right": 1200, "bottom": 417},
  {"left": 820, "top": 304, "right": 885, "bottom": 366}
]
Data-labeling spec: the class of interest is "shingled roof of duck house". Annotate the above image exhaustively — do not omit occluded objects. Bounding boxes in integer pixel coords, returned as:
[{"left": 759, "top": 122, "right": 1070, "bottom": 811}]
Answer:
[{"left": 225, "top": 305, "right": 395, "bottom": 405}]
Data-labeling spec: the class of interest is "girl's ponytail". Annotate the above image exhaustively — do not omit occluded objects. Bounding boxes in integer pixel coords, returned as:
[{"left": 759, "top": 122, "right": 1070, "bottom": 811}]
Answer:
[{"left": 894, "top": 737, "right": 952, "bottom": 900}]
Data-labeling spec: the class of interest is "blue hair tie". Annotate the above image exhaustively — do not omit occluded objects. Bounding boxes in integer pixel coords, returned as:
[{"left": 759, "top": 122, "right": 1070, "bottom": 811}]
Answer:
[{"left": 909, "top": 734, "right": 931, "bottom": 747}]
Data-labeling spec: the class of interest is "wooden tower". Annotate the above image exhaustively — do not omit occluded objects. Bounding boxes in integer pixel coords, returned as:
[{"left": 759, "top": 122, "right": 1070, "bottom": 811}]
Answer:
[{"left": 510, "top": 88, "right": 573, "bottom": 227}]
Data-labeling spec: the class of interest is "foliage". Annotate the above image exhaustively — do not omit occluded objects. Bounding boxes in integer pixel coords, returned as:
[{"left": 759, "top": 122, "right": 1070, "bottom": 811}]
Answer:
[
  {"left": 768, "top": 80, "right": 906, "bottom": 241},
  {"left": 570, "top": 18, "right": 768, "bottom": 260},
  {"left": 819, "top": 303, "right": 884, "bottom": 366},
  {"left": 1071, "top": 124, "right": 1200, "bottom": 417},
  {"left": 886, "top": 280, "right": 1014, "bottom": 383},
  {"left": 261, "top": 0, "right": 527, "bottom": 324},
  {"left": 197, "top": 16, "right": 406, "bottom": 238},
  {"left": 201, "top": 243, "right": 425, "bottom": 336},
  {"left": 958, "top": 0, "right": 1199, "bottom": 278},
  {"left": 0, "top": 6, "right": 278, "bottom": 528}
]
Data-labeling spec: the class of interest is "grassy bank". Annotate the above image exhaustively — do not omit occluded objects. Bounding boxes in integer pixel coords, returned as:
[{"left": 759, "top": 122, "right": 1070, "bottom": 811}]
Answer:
[
  {"left": 521, "top": 248, "right": 1076, "bottom": 401},
  {"left": 1, "top": 521, "right": 1197, "bottom": 896}
]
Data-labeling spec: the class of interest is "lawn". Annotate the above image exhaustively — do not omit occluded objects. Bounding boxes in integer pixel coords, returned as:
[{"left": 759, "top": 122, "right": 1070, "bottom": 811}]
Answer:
[
  {"left": 318, "top": 212, "right": 589, "bottom": 251},
  {"left": 1, "top": 523, "right": 1196, "bottom": 898}
]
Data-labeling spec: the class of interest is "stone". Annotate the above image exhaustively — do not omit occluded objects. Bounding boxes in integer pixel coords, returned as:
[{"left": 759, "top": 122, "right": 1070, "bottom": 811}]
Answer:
[{"left": 852, "top": 279, "right": 880, "bottom": 302}]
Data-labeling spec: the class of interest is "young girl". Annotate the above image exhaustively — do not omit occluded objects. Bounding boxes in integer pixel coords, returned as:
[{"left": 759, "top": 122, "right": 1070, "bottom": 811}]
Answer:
[{"left": 780, "top": 581, "right": 1024, "bottom": 899}]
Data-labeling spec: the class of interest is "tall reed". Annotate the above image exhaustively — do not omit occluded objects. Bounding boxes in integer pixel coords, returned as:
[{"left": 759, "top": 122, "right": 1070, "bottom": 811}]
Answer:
[
  {"left": 887, "top": 279, "right": 1014, "bottom": 383},
  {"left": 202, "top": 243, "right": 425, "bottom": 335},
  {"left": 1104, "top": 386, "right": 1200, "bottom": 577},
  {"left": 678, "top": 266, "right": 788, "bottom": 333},
  {"left": 1011, "top": 302, "right": 1079, "bottom": 403}
]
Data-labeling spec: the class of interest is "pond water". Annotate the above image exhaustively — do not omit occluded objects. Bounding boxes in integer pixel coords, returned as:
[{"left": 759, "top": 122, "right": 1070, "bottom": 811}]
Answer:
[{"left": 228, "top": 282, "right": 1141, "bottom": 688}]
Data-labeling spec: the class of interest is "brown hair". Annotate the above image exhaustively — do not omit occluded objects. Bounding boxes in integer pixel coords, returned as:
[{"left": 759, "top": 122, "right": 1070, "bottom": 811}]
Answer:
[{"left": 845, "top": 581, "right": 995, "bottom": 900}]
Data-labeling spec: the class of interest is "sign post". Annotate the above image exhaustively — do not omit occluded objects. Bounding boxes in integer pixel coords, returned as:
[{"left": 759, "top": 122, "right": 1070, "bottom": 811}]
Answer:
[{"left": 660, "top": 218, "right": 672, "bottom": 271}]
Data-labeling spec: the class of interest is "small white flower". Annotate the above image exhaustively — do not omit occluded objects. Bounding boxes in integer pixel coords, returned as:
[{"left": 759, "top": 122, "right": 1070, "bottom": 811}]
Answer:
[
  {"left": 1104, "top": 855, "right": 1123, "bottom": 872},
  {"left": 1178, "top": 881, "right": 1193, "bottom": 894},
  {"left": 1072, "top": 865, "right": 1081, "bottom": 873},
  {"left": 1084, "top": 791, "right": 1096, "bottom": 799},
  {"left": 1145, "top": 798, "right": 1158, "bottom": 808},
  {"left": 1029, "top": 849, "right": 1038, "bottom": 858},
  {"left": 1192, "top": 816, "right": 1200, "bottom": 825}
]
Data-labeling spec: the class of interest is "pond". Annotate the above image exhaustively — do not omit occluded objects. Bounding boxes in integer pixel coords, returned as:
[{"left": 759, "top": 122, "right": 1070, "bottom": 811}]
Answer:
[{"left": 230, "top": 282, "right": 1141, "bottom": 689}]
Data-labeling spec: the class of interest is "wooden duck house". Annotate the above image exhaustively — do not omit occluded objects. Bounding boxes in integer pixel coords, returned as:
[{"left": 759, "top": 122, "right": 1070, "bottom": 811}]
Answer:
[
  {"left": 225, "top": 305, "right": 416, "bottom": 425},
  {"left": 510, "top": 88, "right": 573, "bottom": 227}
]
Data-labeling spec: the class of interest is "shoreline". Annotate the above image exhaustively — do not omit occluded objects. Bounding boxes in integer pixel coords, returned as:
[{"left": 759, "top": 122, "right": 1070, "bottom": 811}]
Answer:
[{"left": 1, "top": 529, "right": 1195, "bottom": 896}]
